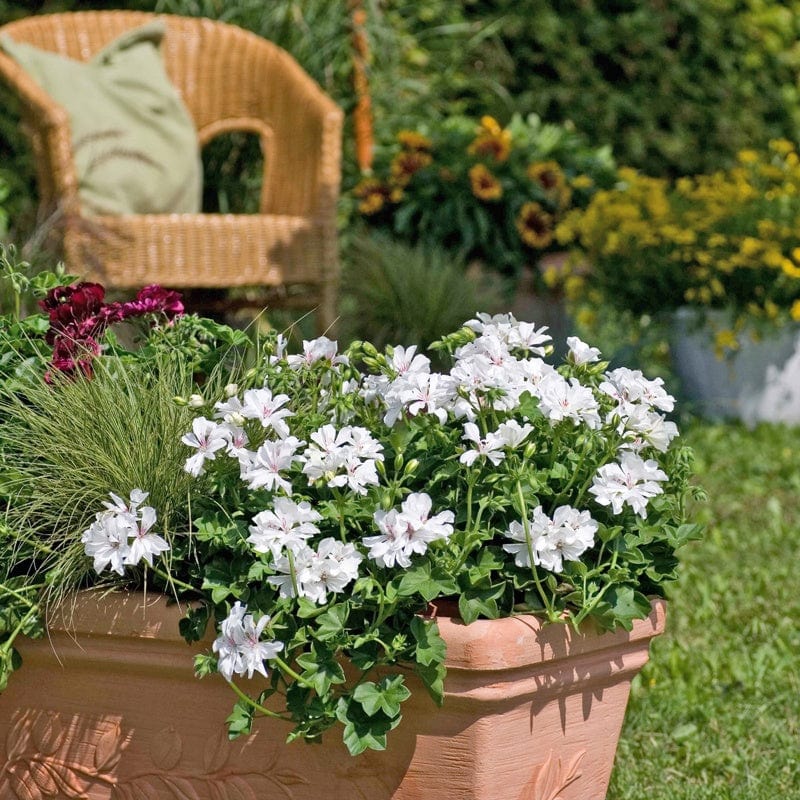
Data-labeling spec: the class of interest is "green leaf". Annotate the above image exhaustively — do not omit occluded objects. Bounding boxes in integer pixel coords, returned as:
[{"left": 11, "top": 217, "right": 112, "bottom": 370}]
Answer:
[
  {"left": 352, "top": 675, "right": 411, "bottom": 718},
  {"left": 457, "top": 584, "right": 505, "bottom": 624},
  {"left": 314, "top": 604, "right": 350, "bottom": 641},
  {"left": 398, "top": 562, "right": 458, "bottom": 602},
  {"left": 179, "top": 604, "right": 210, "bottom": 643},
  {"left": 226, "top": 698, "right": 255, "bottom": 739},
  {"left": 410, "top": 617, "right": 447, "bottom": 666},
  {"left": 415, "top": 660, "right": 446, "bottom": 706},
  {"left": 335, "top": 697, "right": 400, "bottom": 755}
]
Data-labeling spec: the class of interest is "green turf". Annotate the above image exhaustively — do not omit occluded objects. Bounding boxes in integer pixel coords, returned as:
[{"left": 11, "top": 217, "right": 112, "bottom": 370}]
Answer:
[{"left": 608, "top": 422, "right": 800, "bottom": 799}]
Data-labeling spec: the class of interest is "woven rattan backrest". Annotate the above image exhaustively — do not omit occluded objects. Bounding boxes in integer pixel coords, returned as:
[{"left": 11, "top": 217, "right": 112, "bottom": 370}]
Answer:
[{"left": 0, "top": 11, "right": 341, "bottom": 217}]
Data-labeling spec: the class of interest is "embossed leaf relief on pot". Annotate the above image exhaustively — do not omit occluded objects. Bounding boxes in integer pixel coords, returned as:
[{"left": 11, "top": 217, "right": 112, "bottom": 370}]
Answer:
[
  {"left": 1, "top": 710, "right": 123, "bottom": 799},
  {"left": 518, "top": 750, "right": 585, "bottom": 800},
  {"left": 0, "top": 711, "right": 310, "bottom": 800}
]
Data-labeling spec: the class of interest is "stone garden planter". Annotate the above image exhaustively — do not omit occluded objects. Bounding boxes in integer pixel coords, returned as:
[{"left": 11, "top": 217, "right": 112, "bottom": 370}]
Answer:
[
  {"left": 0, "top": 591, "right": 666, "bottom": 800},
  {"left": 670, "top": 306, "right": 800, "bottom": 424}
]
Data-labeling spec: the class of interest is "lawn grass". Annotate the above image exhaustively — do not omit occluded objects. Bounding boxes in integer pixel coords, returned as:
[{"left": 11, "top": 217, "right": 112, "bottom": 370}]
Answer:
[{"left": 609, "top": 422, "right": 800, "bottom": 799}]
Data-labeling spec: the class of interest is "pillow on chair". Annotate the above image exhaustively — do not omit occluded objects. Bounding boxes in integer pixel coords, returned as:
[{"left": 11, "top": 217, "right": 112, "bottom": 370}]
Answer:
[{"left": 1, "top": 20, "right": 202, "bottom": 215}]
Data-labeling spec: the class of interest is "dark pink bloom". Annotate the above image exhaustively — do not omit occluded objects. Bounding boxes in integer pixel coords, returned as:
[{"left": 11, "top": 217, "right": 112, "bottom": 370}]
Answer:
[{"left": 121, "top": 285, "right": 184, "bottom": 319}]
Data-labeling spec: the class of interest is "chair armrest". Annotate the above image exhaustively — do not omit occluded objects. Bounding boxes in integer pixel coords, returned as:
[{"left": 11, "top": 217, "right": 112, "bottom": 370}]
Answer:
[{"left": 0, "top": 50, "right": 79, "bottom": 207}]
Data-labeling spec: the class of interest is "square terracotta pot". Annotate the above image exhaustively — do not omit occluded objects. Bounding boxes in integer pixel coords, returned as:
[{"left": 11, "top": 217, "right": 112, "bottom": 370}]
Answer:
[{"left": 0, "top": 591, "right": 665, "bottom": 800}]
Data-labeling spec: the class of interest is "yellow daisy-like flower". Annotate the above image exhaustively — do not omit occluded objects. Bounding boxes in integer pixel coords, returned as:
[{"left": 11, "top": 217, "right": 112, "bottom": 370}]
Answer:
[
  {"left": 467, "top": 116, "right": 512, "bottom": 162},
  {"left": 396, "top": 130, "right": 433, "bottom": 151},
  {"left": 571, "top": 174, "right": 594, "bottom": 190},
  {"left": 527, "top": 161, "right": 573, "bottom": 209},
  {"left": 791, "top": 299, "right": 800, "bottom": 321},
  {"left": 468, "top": 163, "right": 503, "bottom": 201},
  {"left": 353, "top": 178, "right": 392, "bottom": 215},
  {"left": 516, "top": 201, "right": 554, "bottom": 249},
  {"left": 781, "top": 258, "right": 800, "bottom": 278},
  {"left": 769, "top": 138, "right": 795, "bottom": 156},
  {"left": 390, "top": 149, "right": 432, "bottom": 187},
  {"left": 737, "top": 149, "right": 759, "bottom": 165}
]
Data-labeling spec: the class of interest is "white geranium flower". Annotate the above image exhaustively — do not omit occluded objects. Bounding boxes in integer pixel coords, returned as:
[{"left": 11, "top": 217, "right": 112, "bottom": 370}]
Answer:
[
  {"left": 239, "top": 387, "right": 294, "bottom": 438},
  {"left": 286, "top": 336, "right": 346, "bottom": 369},
  {"left": 182, "top": 417, "right": 229, "bottom": 477},
  {"left": 589, "top": 452, "right": 668, "bottom": 517},
  {"left": 389, "top": 344, "right": 430, "bottom": 377},
  {"left": 364, "top": 493, "right": 454, "bottom": 568},
  {"left": 303, "top": 425, "right": 383, "bottom": 495},
  {"left": 566, "top": 336, "right": 601, "bottom": 365},
  {"left": 459, "top": 422, "right": 506, "bottom": 466},
  {"left": 493, "top": 419, "right": 534, "bottom": 448},
  {"left": 212, "top": 602, "right": 283, "bottom": 681},
  {"left": 242, "top": 436, "right": 305, "bottom": 494},
  {"left": 81, "top": 514, "right": 131, "bottom": 576},
  {"left": 268, "top": 539, "right": 362, "bottom": 604},
  {"left": 617, "top": 405, "right": 679, "bottom": 453},
  {"left": 124, "top": 504, "right": 170, "bottom": 568},
  {"left": 538, "top": 374, "right": 601, "bottom": 429},
  {"left": 503, "top": 505, "right": 597, "bottom": 573},
  {"left": 248, "top": 497, "right": 322, "bottom": 559},
  {"left": 600, "top": 368, "right": 675, "bottom": 414}
]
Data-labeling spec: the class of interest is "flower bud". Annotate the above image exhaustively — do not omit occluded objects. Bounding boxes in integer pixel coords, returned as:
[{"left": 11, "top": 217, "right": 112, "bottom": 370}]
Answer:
[
  {"left": 173, "top": 395, "right": 188, "bottom": 406},
  {"left": 403, "top": 459, "right": 419, "bottom": 476},
  {"left": 188, "top": 394, "right": 205, "bottom": 408},
  {"left": 224, "top": 383, "right": 239, "bottom": 397}
]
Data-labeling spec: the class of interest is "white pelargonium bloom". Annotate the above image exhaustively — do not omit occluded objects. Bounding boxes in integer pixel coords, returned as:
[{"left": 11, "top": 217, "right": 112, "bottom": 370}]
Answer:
[
  {"left": 242, "top": 436, "right": 305, "bottom": 494},
  {"left": 286, "top": 336, "right": 347, "bottom": 370},
  {"left": 212, "top": 601, "right": 284, "bottom": 681},
  {"left": 302, "top": 425, "right": 383, "bottom": 495},
  {"left": 81, "top": 514, "right": 131, "bottom": 576},
  {"left": 239, "top": 387, "right": 294, "bottom": 438},
  {"left": 182, "top": 417, "right": 229, "bottom": 477},
  {"left": 566, "top": 336, "right": 601, "bottom": 365},
  {"left": 125, "top": 504, "right": 170, "bottom": 567},
  {"left": 493, "top": 419, "right": 534, "bottom": 448},
  {"left": 503, "top": 505, "right": 597, "bottom": 573},
  {"left": 82, "top": 489, "right": 169, "bottom": 575},
  {"left": 268, "top": 538, "right": 362, "bottom": 604},
  {"left": 616, "top": 405, "right": 679, "bottom": 453},
  {"left": 589, "top": 452, "right": 668, "bottom": 517},
  {"left": 363, "top": 493, "right": 454, "bottom": 568},
  {"left": 600, "top": 368, "right": 675, "bottom": 415},
  {"left": 459, "top": 422, "right": 506, "bottom": 466},
  {"left": 248, "top": 497, "right": 322, "bottom": 559},
  {"left": 537, "top": 373, "right": 601, "bottom": 429}
]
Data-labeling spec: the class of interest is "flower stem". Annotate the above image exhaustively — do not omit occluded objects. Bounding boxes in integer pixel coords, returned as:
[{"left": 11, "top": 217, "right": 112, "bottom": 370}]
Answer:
[
  {"left": 273, "top": 654, "right": 315, "bottom": 688},
  {"left": 149, "top": 565, "right": 198, "bottom": 595},
  {"left": 226, "top": 679, "right": 291, "bottom": 721},
  {"left": 515, "top": 481, "right": 555, "bottom": 619}
]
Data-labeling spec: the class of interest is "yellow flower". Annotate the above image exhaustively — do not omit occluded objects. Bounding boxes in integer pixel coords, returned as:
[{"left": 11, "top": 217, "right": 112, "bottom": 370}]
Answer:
[
  {"left": 764, "top": 300, "right": 779, "bottom": 319},
  {"left": 515, "top": 201, "right": 554, "bottom": 249},
  {"left": 353, "top": 178, "right": 391, "bottom": 215},
  {"left": 781, "top": 258, "right": 800, "bottom": 278},
  {"left": 571, "top": 174, "right": 593, "bottom": 190},
  {"left": 737, "top": 149, "right": 759, "bottom": 165},
  {"left": 576, "top": 308, "right": 597, "bottom": 328},
  {"left": 791, "top": 300, "right": 800, "bottom": 321},
  {"left": 468, "top": 163, "right": 503, "bottom": 201},
  {"left": 528, "top": 161, "right": 572, "bottom": 208},
  {"left": 714, "top": 329, "right": 739, "bottom": 352},
  {"left": 769, "top": 138, "right": 795, "bottom": 155},
  {"left": 390, "top": 149, "right": 432, "bottom": 187},
  {"left": 468, "top": 116, "right": 512, "bottom": 162},
  {"left": 397, "top": 130, "right": 432, "bottom": 151}
]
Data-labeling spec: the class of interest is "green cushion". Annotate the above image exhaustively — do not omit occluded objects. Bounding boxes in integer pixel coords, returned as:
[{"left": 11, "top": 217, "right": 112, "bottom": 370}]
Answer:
[{"left": 1, "top": 20, "right": 202, "bottom": 215}]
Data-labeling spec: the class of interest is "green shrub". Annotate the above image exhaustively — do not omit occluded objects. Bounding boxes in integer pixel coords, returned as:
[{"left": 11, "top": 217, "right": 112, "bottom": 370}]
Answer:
[{"left": 464, "top": 0, "right": 800, "bottom": 177}]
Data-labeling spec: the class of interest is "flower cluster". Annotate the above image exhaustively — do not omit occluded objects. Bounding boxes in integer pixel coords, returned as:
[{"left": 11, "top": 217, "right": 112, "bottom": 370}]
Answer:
[
  {"left": 352, "top": 113, "right": 615, "bottom": 283},
  {"left": 81, "top": 490, "right": 169, "bottom": 576},
  {"left": 558, "top": 141, "right": 800, "bottom": 347},
  {"left": 40, "top": 282, "right": 184, "bottom": 379}
]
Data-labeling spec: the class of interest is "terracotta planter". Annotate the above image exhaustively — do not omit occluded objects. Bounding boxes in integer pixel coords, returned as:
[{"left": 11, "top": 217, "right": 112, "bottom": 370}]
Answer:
[{"left": 0, "top": 591, "right": 665, "bottom": 800}]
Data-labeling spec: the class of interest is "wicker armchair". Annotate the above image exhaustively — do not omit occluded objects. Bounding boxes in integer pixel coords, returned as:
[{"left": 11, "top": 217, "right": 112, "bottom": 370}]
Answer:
[{"left": 0, "top": 11, "right": 343, "bottom": 333}]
